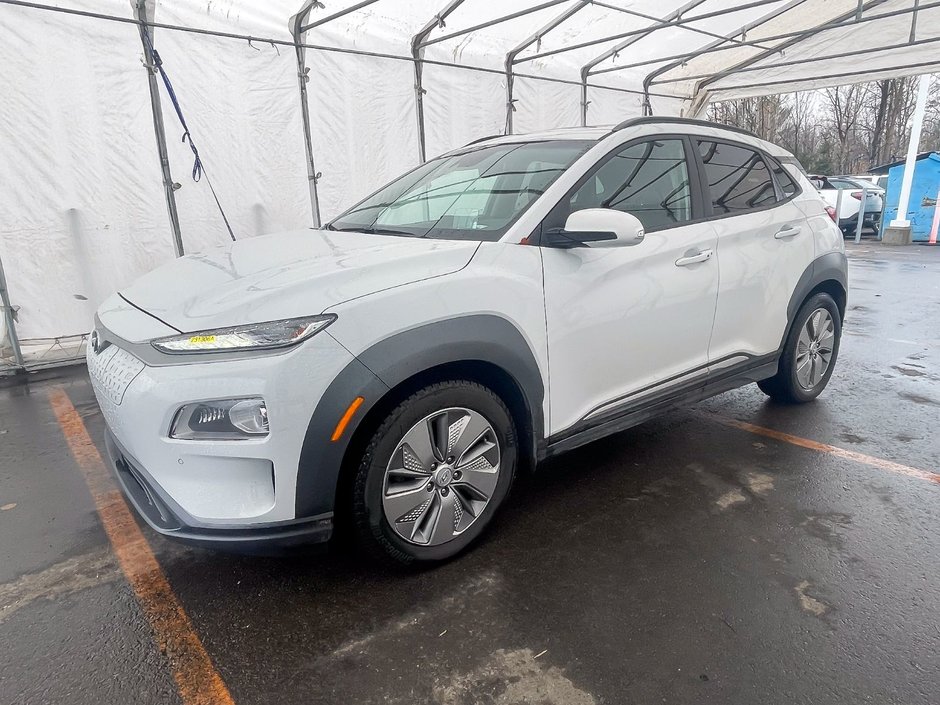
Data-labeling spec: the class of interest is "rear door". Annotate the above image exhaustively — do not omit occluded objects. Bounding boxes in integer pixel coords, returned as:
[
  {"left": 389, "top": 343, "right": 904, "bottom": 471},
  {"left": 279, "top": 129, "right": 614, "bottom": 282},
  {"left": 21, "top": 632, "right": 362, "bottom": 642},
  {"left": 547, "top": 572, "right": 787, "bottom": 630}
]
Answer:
[{"left": 694, "top": 140, "right": 815, "bottom": 372}]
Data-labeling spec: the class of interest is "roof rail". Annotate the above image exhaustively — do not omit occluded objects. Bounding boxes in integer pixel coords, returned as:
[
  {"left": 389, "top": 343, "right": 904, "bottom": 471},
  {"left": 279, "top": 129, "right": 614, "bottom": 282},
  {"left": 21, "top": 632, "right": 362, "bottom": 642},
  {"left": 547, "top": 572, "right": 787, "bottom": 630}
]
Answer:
[
  {"left": 609, "top": 116, "right": 760, "bottom": 139},
  {"left": 463, "top": 133, "right": 507, "bottom": 147}
]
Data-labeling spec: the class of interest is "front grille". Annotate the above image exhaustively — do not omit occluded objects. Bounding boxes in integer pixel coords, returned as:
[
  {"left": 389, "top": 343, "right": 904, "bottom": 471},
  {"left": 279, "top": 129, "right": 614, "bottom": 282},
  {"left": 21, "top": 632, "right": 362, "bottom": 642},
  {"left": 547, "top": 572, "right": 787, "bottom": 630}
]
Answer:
[{"left": 87, "top": 342, "right": 145, "bottom": 406}]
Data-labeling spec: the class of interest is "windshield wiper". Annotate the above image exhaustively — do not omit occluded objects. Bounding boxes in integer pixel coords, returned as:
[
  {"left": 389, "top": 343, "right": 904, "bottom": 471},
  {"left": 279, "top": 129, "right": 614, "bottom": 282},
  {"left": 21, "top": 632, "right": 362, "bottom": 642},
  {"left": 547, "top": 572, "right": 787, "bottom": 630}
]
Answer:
[{"left": 328, "top": 225, "right": 423, "bottom": 237}]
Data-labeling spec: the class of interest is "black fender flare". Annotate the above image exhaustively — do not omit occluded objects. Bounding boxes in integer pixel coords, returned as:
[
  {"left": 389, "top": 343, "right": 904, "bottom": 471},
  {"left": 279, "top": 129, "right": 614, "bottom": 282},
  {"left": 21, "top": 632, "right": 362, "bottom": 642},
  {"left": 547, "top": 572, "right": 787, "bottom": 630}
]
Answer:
[
  {"left": 295, "top": 315, "right": 545, "bottom": 518},
  {"left": 781, "top": 251, "right": 848, "bottom": 347}
]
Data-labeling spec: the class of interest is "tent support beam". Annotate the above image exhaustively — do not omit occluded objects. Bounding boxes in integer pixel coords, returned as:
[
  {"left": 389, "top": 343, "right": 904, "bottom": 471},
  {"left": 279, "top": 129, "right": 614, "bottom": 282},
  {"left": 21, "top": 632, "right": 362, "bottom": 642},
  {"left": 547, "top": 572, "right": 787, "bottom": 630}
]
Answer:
[
  {"left": 420, "top": 0, "right": 571, "bottom": 50},
  {"left": 641, "top": 0, "right": 811, "bottom": 115},
  {"left": 607, "top": 0, "right": 940, "bottom": 82},
  {"left": 518, "top": 0, "right": 785, "bottom": 64},
  {"left": 580, "top": 67, "right": 590, "bottom": 127},
  {"left": 132, "top": 0, "right": 185, "bottom": 257},
  {"left": 290, "top": 1, "right": 323, "bottom": 227},
  {"left": 697, "top": 58, "right": 940, "bottom": 96},
  {"left": 412, "top": 0, "right": 466, "bottom": 163},
  {"left": 504, "top": 2, "right": 589, "bottom": 134},
  {"left": 580, "top": 0, "right": 708, "bottom": 124},
  {"left": 299, "top": 0, "right": 382, "bottom": 33},
  {"left": 639, "top": 0, "right": 940, "bottom": 114},
  {"left": 652, "top": 34, "right": 940, "bottom": 85},
  {"left": 690, "top": 0, "right": 891, "bottom": 100},
  {"left": 910, "top": 0, "right": 921, "bottom": 41},
  {"left": 590, "top": 0, "right": 775, "bottom": 50}
]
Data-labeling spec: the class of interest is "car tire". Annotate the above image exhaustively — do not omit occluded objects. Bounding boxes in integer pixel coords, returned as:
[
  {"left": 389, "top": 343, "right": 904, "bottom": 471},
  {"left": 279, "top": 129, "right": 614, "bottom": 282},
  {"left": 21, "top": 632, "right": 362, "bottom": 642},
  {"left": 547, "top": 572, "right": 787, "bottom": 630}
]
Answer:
[
  {"left": 352, "top": 380, "right": 517, "bottom": 565},
  {"left": 757, "top": 292, "right": 842, "bottom": 404}
]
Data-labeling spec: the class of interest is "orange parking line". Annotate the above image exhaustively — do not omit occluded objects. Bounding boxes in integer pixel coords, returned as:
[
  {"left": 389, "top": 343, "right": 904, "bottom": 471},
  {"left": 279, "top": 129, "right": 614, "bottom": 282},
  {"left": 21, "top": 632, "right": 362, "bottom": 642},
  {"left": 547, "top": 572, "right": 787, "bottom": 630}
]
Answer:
[
  {"left": 702, "top": 411, "right": 940, "bottom": 485},
  {"left": 49, "top": 388, "right": 235, "bottom": 705}
]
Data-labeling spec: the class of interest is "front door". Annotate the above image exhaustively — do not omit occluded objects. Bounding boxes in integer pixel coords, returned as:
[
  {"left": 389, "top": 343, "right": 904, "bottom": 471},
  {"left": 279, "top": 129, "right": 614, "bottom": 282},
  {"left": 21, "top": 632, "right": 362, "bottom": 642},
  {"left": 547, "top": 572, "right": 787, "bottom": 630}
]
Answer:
[{"left": 541, "top": 137, "right": 719, "bottom": 436}]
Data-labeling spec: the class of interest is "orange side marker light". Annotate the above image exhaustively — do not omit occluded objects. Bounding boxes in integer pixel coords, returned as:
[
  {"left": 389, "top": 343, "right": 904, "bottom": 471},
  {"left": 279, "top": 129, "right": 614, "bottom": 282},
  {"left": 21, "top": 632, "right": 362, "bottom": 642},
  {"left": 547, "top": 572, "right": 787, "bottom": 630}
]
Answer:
[{"left": 331, "top": 396, "right": 364, "bottom": 442}]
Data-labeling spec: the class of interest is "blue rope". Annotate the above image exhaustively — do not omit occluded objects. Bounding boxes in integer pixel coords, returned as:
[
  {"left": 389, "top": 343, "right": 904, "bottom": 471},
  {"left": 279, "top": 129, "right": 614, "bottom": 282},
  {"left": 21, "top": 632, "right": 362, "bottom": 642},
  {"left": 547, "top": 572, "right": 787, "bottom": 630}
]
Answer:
[{"left": 143, "top": 29, "right": 236, "bottom": 242}]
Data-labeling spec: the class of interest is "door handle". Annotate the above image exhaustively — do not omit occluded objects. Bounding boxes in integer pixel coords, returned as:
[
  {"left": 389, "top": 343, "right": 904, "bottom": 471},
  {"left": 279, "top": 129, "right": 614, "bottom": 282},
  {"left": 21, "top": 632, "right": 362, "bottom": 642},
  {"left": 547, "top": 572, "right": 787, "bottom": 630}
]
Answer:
[
  {"left": 774, "top": 225, "right": 802, "bottom": 239},
  {"left": 675, "top": 249, "right": 714, "bottom": 267}
]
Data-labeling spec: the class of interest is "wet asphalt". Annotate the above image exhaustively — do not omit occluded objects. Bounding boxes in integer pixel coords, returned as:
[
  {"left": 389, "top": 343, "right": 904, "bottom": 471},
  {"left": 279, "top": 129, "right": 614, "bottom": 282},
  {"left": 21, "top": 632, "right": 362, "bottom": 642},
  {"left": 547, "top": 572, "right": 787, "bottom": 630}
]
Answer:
[{"left": 1, "top": 242, "right": 939, "bottom": 705}]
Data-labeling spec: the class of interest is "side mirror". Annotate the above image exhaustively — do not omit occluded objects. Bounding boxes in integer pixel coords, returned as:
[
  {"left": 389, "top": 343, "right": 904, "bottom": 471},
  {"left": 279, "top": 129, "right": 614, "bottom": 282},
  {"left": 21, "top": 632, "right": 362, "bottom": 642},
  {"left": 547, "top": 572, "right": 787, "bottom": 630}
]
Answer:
[{"left": 543, "top": 208, "right": 646, "bottom": 248}]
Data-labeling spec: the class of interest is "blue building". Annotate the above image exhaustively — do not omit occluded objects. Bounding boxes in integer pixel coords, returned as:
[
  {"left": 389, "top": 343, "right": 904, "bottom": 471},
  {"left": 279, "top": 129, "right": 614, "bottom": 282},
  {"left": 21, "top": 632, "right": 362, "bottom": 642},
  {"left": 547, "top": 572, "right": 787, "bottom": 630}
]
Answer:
[{"left": 873, "top": 152, "right": 940, "bottom": 242}]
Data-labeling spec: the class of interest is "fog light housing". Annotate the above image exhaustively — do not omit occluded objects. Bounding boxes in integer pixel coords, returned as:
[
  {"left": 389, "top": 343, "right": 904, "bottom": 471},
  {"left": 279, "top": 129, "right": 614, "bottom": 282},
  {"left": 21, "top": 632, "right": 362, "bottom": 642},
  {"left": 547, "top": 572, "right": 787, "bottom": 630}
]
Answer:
[{"left": 170, "top": 398, "right": 268, "bottom": 440}]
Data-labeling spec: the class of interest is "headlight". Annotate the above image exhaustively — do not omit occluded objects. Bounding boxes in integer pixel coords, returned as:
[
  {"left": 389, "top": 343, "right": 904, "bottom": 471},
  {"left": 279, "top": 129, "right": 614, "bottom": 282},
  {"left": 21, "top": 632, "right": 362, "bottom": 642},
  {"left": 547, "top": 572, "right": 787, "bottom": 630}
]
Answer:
[
  {"left": 152, "top": 314, "right": 336, "bottom": 354},
  {"left": 170, "top": 398, "right": 268, "bottom": 440}
]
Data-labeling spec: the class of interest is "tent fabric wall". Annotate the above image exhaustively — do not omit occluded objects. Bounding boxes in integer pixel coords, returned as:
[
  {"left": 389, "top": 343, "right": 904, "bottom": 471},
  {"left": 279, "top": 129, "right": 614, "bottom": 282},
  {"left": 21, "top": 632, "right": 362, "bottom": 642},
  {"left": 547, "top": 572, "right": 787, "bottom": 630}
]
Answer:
[
  {"left": 512, "top": 77, "right": 582, "bottom": 134},
  {"left": 2, "top": 0, "right": 939, "bottom": 355},
  {"left": 0, "top": 2, "right": 174, "bottom": 341},
  {"left": 306, "top": 51, "right": 419, "bottom": 219}
]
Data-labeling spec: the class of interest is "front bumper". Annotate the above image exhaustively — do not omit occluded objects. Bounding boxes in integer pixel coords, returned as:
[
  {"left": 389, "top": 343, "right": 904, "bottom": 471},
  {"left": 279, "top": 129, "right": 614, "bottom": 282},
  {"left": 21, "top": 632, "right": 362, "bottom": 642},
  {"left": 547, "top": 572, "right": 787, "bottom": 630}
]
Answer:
[
  {"left": 104, "top": 425, "right": 333, "bottom": 553},
  {"left": 87, "top": 295, "right": 360, "bottom": 535}
]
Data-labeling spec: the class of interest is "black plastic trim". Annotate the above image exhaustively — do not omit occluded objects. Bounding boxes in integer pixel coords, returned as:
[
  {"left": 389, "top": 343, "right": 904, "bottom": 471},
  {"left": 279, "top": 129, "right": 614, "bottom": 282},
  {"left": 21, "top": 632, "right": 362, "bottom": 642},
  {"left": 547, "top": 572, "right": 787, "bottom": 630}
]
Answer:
[
  {"left": 785, "top": 251, "right": 849, "bottom": 336},
  {"left": 543, "top": 352, "right": 778, "bottom": 457},
  {"left": 295, "top": 315, "right": 545, "bottom": 518}
]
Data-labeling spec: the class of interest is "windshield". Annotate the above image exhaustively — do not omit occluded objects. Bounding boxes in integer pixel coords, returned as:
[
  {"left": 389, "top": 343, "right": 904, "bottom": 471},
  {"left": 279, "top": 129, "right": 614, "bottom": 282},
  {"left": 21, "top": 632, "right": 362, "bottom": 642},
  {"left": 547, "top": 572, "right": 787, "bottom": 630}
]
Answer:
[{"left": 328, "top": 140, "right": 592, "bottom": 241}]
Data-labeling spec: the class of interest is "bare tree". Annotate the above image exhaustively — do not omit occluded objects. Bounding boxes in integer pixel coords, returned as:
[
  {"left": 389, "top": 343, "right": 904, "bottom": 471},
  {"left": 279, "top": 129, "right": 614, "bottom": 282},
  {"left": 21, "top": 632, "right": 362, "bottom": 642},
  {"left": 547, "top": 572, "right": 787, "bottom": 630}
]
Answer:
[
  {"left": 704, "top": 74, "right": 939, "bottom": 174},
  {"left": 822, "top": 84, "right": 866, "bottom": 173}
]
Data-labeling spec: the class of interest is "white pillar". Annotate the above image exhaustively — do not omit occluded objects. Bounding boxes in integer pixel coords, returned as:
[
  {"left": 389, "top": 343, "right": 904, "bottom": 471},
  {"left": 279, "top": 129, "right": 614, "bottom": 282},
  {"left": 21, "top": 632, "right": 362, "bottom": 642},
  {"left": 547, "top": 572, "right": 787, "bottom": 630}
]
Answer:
[{"left": 890, "top": 74, "right": 932, "bottom": 228}]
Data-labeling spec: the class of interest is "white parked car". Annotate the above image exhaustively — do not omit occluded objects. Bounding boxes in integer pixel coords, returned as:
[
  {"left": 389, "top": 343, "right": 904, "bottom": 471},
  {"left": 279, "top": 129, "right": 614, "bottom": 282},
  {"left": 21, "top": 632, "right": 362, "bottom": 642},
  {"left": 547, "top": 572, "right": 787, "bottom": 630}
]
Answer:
[
  {"left": 88, "top": 118, "right": 847, "bottom": 563},
  {"left": 850, "top": 173, "right": 889, "bottom": 190},
  {"left": 809, "top": 174, "right": 885, "bottom": 234}
]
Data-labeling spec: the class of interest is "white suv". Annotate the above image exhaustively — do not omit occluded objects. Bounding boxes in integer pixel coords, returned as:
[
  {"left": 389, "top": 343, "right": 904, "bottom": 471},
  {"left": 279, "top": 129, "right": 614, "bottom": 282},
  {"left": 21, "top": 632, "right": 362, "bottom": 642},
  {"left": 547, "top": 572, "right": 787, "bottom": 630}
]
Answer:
[{"left": 88, "top": 118, "right": 847, "bottom": 563}]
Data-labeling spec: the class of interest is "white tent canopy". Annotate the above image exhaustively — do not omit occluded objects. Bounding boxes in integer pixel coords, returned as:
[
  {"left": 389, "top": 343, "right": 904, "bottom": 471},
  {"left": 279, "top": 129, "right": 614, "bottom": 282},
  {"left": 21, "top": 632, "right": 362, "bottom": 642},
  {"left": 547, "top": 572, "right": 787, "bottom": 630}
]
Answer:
[{"left": 1, "top": 0, "right": 938, "bottom": 353}]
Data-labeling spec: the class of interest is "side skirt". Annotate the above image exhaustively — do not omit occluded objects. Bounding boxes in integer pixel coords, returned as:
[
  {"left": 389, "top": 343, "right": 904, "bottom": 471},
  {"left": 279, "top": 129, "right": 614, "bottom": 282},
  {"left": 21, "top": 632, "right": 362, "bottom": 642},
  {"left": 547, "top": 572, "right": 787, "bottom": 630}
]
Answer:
[{"left": 541, "top": 353, "right": 778, "bottom": 459}]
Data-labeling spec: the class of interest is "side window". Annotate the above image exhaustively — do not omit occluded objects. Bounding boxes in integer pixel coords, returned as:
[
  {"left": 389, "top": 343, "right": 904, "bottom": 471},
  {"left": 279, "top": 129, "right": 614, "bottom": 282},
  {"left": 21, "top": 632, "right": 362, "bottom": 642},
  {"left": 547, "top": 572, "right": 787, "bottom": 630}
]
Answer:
[
  {"left": 697, "top": 141, "right": 777, "bottom": 215},
  {"left": 768, "top": 157, "right": 799, "bottom": 199},
  {"left": 568, "top": 139, "right": 692, "bottom": 231}
]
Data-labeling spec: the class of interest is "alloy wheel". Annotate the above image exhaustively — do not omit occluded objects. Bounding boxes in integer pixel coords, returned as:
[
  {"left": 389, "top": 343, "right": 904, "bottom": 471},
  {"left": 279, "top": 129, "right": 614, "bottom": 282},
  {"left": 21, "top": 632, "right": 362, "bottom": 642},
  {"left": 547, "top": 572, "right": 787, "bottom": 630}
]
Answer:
[
  {"left": 795, "top": 308, "right": 835, "bottom": 390},
  {"left": 381, "top": 407, "right": 501, "bottom": 546}
]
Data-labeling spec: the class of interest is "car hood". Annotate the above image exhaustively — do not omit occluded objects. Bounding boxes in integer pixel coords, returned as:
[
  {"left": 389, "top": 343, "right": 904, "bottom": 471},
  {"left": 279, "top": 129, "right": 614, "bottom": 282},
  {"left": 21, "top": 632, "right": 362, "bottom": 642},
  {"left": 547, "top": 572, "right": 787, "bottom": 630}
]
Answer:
[{"left": 120, "top": 229, "right": 478, "bottom": 332}]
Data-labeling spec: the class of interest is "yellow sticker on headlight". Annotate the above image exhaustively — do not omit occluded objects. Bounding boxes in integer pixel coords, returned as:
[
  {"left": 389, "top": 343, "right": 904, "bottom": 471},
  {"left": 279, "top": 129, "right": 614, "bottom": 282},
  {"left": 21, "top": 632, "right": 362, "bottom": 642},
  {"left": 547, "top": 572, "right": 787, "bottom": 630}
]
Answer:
[{"left": 189, "top": 335, "right": 216, "bottom": 344}]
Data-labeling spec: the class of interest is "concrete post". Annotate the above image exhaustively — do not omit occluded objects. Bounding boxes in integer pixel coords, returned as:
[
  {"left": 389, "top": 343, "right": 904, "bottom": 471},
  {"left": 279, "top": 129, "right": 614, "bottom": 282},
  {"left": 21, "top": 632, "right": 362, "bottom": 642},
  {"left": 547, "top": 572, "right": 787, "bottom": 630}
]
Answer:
[
  {"left": 885, "top": 73, "right": 932, "bottom": 245},
  {"left": 854, "top": 186, "right": 867, "bottom": 243}
]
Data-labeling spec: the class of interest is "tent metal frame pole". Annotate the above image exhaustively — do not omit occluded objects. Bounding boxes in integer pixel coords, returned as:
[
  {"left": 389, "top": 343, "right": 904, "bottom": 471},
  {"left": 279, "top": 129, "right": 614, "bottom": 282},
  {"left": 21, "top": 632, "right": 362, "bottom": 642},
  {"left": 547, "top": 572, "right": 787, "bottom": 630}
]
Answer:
[
  {"left": 690, "top": 0, "right": 890, "bottom": 99},
  {"left": 0, "top": 251, "right": 25, "bottom": 371},
  {"left": 504, "top": 2, "right": 589, "bottom": 135},
  {"left": 290, "top": 1, "right": 323, "bottom": 227},
  {"left": 600, "top": 0, "right": 940, "bottom": 84},
  {"left": 2, "top": 0, "right": 663, "bottom": 101},
  {"left": 580, "top": 67, "right": 590, "bottom": 127},
  {"left": 580, "top": 0, "right": 709, "bottom": 123},
  {"left": 420, "top": 0, "right": 571, "bottom": 50},
  {"left": 518, "top": 0, "right": 785, "bottom": 64},
  {"left": 299, "top": 0, "right": 382, "bottom": 33},
  {"left": 699, "top": 58, "right": 940, "bottom": 95},
  {"left": 132, "top": 0, "right": 185, "bottom": 258},
  {"left": 910, "top": 0, "right": 921, "bottom": 41},
  {"left": 640, "top": 0, "right": 906, "bottom": 115},
  {"left": 653, "top": 34, "right": 940, "bottom": 85},
  {"left": 412, "top": 0, "right": 467, "bottom": 163},
  {"left": 589, "top": 0, "right": 776, "bottom": 50},
  {"left": 640, "top": 0, "right": 812, "bottom": 115}
]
